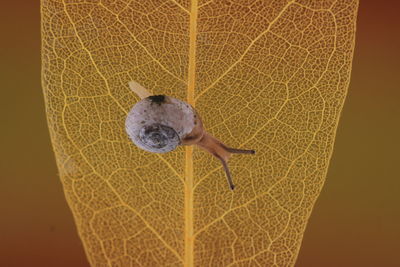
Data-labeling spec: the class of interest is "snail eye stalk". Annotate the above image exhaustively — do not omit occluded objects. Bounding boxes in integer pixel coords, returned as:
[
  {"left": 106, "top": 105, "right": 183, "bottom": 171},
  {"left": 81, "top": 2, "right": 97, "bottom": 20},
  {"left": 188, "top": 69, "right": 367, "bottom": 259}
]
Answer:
[
  {"left": 195, "top": 132, "right": 255, "bottom": 190},
  {"left": 224, "top": 147, "right": 255, "bottom": 155},
  {"left": 219, "top": 157, "right": 235, "bottom": 190}
]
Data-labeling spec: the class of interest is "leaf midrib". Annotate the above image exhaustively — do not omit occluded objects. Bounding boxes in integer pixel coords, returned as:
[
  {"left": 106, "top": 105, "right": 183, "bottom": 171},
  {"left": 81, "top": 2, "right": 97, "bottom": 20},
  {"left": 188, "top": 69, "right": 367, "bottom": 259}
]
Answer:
[{"left": 184, "top": 0, "right": 198, "bottom": 265}]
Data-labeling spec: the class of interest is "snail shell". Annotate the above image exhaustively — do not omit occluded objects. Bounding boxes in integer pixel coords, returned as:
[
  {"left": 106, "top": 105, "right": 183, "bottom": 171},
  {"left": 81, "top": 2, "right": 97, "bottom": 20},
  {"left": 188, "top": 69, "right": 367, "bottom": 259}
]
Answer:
[{"left": 125, "top": 95, "right": 197, "bottom": 153}]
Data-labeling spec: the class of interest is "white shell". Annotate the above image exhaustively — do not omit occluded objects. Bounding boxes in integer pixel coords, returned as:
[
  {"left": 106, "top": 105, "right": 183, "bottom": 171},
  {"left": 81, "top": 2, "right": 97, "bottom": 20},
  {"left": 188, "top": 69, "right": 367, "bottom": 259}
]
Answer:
[{"left": 125, "top": 95, "right": 196, "bottom": 153}]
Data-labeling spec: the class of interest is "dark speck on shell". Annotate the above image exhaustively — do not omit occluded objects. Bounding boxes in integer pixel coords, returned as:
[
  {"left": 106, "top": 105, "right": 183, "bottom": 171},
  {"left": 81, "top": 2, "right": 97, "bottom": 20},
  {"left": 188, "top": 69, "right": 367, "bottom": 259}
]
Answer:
[{"left": 149, "top": 95, "right": 166, "bottom": 105}]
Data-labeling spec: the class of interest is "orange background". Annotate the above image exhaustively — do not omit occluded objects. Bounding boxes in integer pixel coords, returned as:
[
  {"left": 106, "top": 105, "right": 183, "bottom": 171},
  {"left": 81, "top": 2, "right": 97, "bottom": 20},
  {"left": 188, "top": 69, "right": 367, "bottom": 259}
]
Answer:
[{"left": 1, "top": 1, "right": 399, "bottom": 266}]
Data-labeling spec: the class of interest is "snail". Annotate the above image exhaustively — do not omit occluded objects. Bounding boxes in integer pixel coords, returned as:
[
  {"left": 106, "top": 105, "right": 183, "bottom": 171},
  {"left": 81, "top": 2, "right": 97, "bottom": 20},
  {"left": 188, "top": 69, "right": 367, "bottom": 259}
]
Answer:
[{"left": 125, "top": 81, "right": 255, "bottom": 190}]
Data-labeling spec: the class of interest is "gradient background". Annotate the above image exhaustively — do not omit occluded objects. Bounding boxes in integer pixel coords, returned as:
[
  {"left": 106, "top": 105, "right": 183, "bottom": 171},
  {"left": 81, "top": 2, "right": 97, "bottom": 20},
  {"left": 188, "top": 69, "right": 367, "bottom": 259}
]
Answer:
[{"left": 1, "top": 1, "right": 399, "bottom": 266}]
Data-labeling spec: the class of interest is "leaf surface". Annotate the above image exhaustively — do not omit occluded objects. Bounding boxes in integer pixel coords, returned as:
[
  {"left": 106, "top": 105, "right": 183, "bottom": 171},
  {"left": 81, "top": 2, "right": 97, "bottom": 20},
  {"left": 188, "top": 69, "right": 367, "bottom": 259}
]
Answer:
[{"left": 41, "top": 0, "right": 358, "bottom": 266}]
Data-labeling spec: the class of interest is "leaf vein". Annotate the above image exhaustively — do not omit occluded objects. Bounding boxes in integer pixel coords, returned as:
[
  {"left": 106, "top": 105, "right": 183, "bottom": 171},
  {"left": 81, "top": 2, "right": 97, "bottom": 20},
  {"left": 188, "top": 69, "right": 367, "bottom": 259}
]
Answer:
[
  {"left": 194, "top": 0, "right": 296, "bottom": 101},
  {"left": 61, "top": 1, "right": 184, "bottom": 261}
]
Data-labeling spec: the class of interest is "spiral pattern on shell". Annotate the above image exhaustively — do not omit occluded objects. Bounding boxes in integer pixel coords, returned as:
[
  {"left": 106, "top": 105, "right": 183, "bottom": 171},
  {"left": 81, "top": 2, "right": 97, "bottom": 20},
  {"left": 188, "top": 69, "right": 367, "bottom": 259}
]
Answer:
[{"left": 138, "top": 123, "right": 180, "bottom": 153}]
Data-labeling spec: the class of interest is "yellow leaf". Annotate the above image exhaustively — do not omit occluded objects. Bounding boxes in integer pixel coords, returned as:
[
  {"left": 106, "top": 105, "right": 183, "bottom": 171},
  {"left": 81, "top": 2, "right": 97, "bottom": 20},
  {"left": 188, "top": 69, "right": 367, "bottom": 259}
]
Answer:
[{"left": 41, "top": 0, "right": 358, "bottom": 266}]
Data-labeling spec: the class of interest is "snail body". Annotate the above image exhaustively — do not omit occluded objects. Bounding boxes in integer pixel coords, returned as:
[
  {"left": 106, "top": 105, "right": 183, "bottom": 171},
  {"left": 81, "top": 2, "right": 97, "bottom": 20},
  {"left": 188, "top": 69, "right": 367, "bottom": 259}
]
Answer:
[{"left": 125, "top": 82, "right": 255, "bottom": 190}]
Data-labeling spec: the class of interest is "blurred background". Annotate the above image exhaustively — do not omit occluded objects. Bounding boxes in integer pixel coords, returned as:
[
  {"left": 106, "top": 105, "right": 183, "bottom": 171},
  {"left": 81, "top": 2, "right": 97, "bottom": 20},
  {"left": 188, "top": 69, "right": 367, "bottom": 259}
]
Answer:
[{"left": 0, "top": 1, "right": 399, "bottom": 266}]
